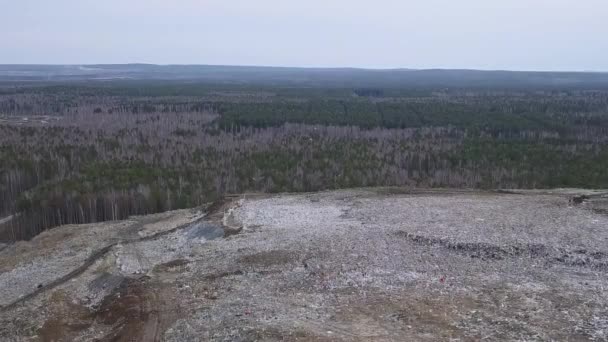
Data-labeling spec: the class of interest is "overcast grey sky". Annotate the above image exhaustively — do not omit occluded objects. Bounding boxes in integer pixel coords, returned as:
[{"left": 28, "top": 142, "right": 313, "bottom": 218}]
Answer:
[{"left": 1, "top": 0, "right": 607, "bottom": 71}]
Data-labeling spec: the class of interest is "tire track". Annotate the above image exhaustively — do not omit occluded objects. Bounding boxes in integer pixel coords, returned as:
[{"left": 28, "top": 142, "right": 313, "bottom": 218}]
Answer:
[{"left": 0, "top": 214, "right": 210, "bottom": 312}]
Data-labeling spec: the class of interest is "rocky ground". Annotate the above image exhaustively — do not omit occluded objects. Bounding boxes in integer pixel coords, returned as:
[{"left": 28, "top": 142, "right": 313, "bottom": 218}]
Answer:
[{"left": 1, "top": 188, "right": 607, "bottom": 341}]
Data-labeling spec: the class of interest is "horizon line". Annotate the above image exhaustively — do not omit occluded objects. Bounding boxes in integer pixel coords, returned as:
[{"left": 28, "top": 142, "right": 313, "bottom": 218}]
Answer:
[{"left": 0, "top": 63, "right": 606, "bottom": 74}]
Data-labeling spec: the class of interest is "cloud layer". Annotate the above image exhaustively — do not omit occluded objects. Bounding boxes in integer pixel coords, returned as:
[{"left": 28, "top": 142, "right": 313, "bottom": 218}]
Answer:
[{"left": 2, "top": 0, "right": 607, "bottom": 70}]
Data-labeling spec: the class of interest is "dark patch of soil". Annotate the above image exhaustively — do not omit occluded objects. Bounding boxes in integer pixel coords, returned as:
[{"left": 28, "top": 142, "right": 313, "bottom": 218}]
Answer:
[
  {"left": 94, "top": 276, "right": 180, "bottom": 342},
  {"left": 202, "top": 269, "right": 244, "bottom": 281},
  {"left": 204, "top": 197, "right": 235, "bottom": 223},
  {"left": 88, "top": 272, "right": 125, "bottom": 293},
  {"left": 396, "top": 231, "right": 550, "bottom": 260},
  {"left": 239, "top": 326, "right": 338, "bottom": 342},
  {"left": 238, "top": 250, "right": 298, "bottom": 268},
  {"left": 37, "top": 291, "right": 93, "bottom": 342},
  {"left": 153, "top": 259, "right": 190, "bottom": 273}
]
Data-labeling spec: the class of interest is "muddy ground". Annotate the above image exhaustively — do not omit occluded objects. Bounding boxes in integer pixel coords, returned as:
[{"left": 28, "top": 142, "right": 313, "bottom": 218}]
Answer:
[{"left": 1, "top": 188, "right": 607, "bottom": 341}]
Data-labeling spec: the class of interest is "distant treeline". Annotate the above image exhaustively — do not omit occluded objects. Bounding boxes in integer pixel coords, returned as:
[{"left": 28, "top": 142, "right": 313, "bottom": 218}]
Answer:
[
  {"left": 1, "top": 83, "right": 608, "bottom": 241},
  {"left": 3, "top": 65, "right": 608, "bottom": 88}
]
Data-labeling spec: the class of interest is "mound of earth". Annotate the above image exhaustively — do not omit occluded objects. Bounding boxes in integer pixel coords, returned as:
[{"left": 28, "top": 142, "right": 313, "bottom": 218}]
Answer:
[{"left": 1, "top": 189, "right": 607, "bottom": 341}]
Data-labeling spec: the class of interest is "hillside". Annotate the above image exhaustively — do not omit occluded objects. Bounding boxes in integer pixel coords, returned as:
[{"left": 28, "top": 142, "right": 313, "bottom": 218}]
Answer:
[{"left": 1, "top": 189, "right": 607, "bottom": 341}]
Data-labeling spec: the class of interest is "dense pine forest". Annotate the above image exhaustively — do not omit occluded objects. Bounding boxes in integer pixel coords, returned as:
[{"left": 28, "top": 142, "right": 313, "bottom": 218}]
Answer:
[{"left": 1, "top": 67, "right": 608, "bottom": 240}]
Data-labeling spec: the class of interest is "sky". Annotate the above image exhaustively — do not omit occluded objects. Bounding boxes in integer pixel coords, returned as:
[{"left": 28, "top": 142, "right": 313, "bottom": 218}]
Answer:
[{"left": 1, "top": 0, "right": 607, "bottom": 71}]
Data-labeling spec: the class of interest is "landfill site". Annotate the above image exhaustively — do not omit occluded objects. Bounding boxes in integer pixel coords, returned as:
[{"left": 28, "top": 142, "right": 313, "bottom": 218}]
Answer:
[{"left": 1, "top": 188, "right": 608, "bottom": 341}]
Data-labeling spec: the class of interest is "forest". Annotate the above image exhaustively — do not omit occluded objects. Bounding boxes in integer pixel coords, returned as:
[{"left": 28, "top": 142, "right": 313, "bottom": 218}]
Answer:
[{"left": 1, "top": 69, "right": 608, "bottom": 241}]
